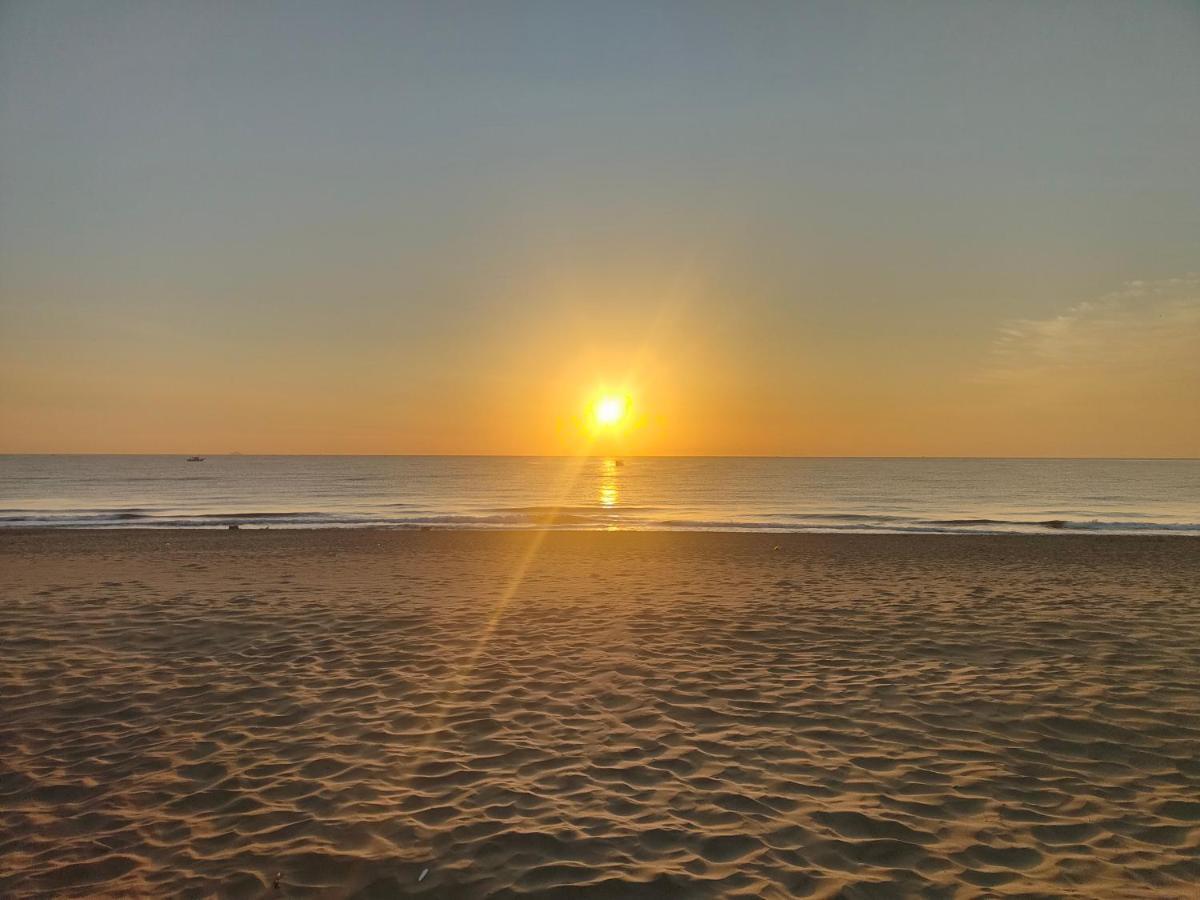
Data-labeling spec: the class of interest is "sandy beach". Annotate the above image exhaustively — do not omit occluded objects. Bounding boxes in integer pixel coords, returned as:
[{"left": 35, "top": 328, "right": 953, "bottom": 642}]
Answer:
[{"left": 1, "top": 529, "right": 1198, "bottom": 898}]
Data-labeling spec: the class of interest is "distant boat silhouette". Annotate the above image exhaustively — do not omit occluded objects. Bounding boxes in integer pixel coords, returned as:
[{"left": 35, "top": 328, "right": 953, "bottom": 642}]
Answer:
[{"left": 186, "top": 456, "right": 205, "bottom": 462}]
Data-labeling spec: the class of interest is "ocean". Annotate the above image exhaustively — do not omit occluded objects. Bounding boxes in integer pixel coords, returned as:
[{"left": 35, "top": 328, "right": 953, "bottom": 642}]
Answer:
[{"left": 2, "top": 455, "right": 1197, "bottom": 534}]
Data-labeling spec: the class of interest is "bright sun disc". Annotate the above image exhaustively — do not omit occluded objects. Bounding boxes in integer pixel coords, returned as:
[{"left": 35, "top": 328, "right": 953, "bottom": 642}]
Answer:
[{"left": 594, "top": 394, "right": 630, "bottom": 427}]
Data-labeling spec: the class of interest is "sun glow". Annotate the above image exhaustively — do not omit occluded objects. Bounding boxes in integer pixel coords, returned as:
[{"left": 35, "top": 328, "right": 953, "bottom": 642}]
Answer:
[{"left": 592, "top": 394, "right": 631, "bottom": 428}]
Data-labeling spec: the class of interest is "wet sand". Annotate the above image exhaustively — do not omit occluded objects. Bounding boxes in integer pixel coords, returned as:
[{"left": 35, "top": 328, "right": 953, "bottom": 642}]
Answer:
[{"left": 1, "top": 529, "right": 1198, "bottom": 898}]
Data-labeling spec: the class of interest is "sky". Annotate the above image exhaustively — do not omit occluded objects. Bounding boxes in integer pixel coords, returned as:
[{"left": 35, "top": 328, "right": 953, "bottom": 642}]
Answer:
[{"left": 1, "top": 0, "right": 1198, "bottom": 456}]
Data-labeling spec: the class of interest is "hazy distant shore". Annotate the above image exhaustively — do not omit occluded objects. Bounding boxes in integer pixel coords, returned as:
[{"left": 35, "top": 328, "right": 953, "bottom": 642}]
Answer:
[{"left": 3, "top": 530, "right": 1198, "bottom": 897}]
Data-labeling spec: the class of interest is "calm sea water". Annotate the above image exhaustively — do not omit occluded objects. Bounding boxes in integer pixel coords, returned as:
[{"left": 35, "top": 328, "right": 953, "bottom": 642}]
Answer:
[{"left": 1, "top": 455, "right": 1197, "bottom": 534}]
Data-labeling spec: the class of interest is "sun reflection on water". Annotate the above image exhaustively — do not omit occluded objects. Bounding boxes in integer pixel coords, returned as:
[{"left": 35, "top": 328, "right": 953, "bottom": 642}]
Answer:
[{"left": 599, "top": 457, "right": 619, "bottom": 510}]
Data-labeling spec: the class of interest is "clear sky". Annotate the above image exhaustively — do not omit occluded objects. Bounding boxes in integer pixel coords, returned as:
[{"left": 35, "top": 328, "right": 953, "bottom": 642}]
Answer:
[{"left": 1, "top": 0, "right": 1197, "bottom": 456}]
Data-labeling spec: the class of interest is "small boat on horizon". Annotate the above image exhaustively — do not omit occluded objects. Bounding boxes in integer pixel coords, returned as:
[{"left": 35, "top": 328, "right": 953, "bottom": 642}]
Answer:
[{"left": 186, "top": 456, "right": 205, "bottom": 462}]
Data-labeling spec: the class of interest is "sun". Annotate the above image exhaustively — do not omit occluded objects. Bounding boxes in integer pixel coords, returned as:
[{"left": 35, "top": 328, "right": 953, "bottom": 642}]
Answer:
[{"left": 592, "top": 393, "right": 630, "bottom": 428}]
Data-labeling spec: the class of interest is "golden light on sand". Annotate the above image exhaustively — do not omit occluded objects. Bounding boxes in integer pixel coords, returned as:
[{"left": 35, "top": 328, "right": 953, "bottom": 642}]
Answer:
[{"left": 592, "top": 394, "right": 630, "bottom": 428}]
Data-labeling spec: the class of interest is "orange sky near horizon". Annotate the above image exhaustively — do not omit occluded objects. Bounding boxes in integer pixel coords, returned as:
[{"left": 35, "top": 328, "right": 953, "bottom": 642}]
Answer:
[{"left": 4, "top": 269, "right": 1197, "bottom": 458}]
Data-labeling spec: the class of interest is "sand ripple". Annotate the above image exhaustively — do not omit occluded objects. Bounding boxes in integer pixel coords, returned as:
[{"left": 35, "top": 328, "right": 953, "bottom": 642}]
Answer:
[{"left": 1, "top": 530, "right": 1198, "bottom": 897}]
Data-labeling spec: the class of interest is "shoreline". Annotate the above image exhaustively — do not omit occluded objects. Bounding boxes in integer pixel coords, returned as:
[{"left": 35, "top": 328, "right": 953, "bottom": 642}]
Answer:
[{"left": 4, "top": 525, "right": 1199, "bottom": 538}]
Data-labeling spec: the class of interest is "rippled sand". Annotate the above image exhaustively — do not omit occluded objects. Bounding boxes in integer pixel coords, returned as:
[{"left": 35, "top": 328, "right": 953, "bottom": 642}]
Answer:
[{"left": 2, "top": 530, "right": 1198, "bottom": 898}]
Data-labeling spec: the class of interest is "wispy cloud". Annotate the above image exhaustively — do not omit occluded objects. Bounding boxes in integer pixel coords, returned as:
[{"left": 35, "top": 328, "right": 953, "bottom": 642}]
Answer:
[{"left": 982, "top": 276, "right": 1200, "bottom": 390}]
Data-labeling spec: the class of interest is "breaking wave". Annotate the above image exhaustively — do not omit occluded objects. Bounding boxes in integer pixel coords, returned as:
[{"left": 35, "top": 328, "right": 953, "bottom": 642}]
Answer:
[{"left": 2, "top": 507, "right": 1197, "bottom": 535}]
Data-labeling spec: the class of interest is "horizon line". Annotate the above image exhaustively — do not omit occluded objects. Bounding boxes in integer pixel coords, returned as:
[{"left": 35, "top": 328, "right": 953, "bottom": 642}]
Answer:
[{"left": 2, "top": 452, "right": 1198, "bottom": 462}]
